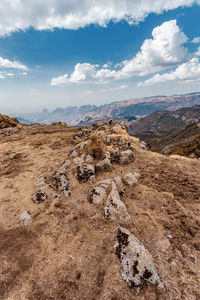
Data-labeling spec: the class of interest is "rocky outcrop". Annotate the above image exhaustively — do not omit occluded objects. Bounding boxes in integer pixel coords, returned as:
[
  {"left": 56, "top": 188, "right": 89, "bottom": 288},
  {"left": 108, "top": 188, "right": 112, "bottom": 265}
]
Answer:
[
  {"left": 0, "top": 126, "right": 21, "bottom": 137},
  {"left": 114, "top": 176, "right": 124, "bottom": 195},
  {"left": 33, "top": 160, "right": 71, "bottom": 203},
  {"left": 95, "top": 157, "right": 112, "bottom": 172},
  {"left": 51, "top": 160, "right": 71, "bottom": 197},
  {"left": 104, "top": 181, "right": 131, "bottom": 225},
  {"left": 115, "top": 227, "right": 163, "bottom": 289},
  {"left": 119, "top": 150, "right": 135, "bottom": 165},
  {"left": 77, "top": 163, "right": 95, "bottom": 183},
  {"left": 88, "top": 186, "right": 107, "bottom": 204}
]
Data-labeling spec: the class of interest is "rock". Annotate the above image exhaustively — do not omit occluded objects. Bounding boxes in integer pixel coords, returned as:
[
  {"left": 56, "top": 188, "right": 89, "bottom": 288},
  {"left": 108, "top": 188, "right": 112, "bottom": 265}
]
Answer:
[
  {"left": 88, "top": 186, "right": 106, "bottom": 204},
  {"left": 134, "top": 172, "right": 141, "bottom": 179},
  {"left": 32, "top": 189, "right": 48, "bottom": 204},
  {"left": 0, "top": 127, "right": 21, "bottom": 137},
  {"left": 115, "top": 227, "right": 163, "bottom": 289},
  {"left": 110, "top": 148, "right": 120, "bottom": 163},
  {"left": 96, "top": 178, "right": 113, "bottom": 190},
  {"left": 69, "top": 149, "right": 79, "bottom": 158},
  {"left": 20, "top": 211, "right": 32, "bottom": 225},
  {"left": 114, "top": 122, "right": 128, "bottom": 132},
  {"left": 96, "top": 158, "right": 112, "bottom": 172},
  {"left": 56, "top": 160, "right": 71, "bottom": 175},
  {"left": 77, "top": 164, "right": 95, "bottom": 183},
  {"left": 139, "top": 141, "right": 147, "bottom": 149},
  {"left": 122, "top": 173, "right": 138, "bottom": 187},
  {"left": 73, "top": 157, "right": 84, "bottom": 165},
  {"left": 53, "top": 161, "right": 71, "bottom": 197},
  {"left": 114, "top": 176, "right": 124, "bottom": 195},
  {"left": 103, "top": 151, "right": 111, "bottom": 159},
  {"left": 52, "top": 173, "right": 71, "bottom": 197},
  {"left": 85, "top": 154, "right": 93, "bottom": 163},
  {"left": 104, "top": 181, "right": 130, "bottom": 225},
  {"left": 119, "top": 150, "right": 135, "bottom": 165}
]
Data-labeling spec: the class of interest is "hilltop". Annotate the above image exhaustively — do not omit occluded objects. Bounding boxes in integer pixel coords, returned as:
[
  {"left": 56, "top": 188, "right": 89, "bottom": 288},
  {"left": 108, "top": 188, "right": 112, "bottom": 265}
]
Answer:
[{"left": 0, "top": 119, "right": 199, "bottom": 300}]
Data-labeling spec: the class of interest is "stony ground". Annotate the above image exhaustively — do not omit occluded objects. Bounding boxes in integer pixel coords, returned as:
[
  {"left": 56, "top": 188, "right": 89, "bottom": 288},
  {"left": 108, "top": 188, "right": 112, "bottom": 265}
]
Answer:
[{"left": 0, "top": 121, "right": 199, "bottom": 300}]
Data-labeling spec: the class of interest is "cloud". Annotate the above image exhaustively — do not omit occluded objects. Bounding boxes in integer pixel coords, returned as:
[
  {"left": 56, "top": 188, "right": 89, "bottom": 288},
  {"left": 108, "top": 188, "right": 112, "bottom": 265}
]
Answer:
[
  {"left": 0, "top": 57, "right": 28, "bottom": 70},
  {"left": 0, "top": 0, "right": 199, "bottom": 36},
  {"left": 51, "top": 20, "right": 190, "bottom": 85},
  {"left": 138, "top": 58, "right": 200, "bottom": 86},
  {"left": 196, "top": 47, "right": 200, "bottom": 56},
  {"left": 51, "top": 62, "right": 121, "bottom": 85},
  {"left": 191, "top": 37, "right": 200, "bottom": 44},
  {"left": 6, "top": 72, "right": 14, "bottom": 77},
  {"left": 120, "top": 19, "right": 189, "bottom": 76}
]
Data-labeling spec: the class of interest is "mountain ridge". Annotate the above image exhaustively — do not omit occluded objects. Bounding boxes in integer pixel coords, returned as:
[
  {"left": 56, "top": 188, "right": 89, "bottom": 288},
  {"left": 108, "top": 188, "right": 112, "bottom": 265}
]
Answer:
[{"left": 14, "top": 92, "right": 200, "bottom": 126}]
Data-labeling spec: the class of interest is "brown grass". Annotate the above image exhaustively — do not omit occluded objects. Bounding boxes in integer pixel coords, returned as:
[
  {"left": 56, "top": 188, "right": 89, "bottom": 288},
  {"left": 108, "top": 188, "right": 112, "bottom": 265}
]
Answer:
[{"left": 85, "top": 134, "right": 106, "bottom": 159}]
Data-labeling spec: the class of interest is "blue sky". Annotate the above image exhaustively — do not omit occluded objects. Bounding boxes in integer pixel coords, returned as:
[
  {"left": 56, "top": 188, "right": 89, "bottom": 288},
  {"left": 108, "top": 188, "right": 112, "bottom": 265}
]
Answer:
[{"left": 0, "top": 1, "right": 200, "bottom": 113}]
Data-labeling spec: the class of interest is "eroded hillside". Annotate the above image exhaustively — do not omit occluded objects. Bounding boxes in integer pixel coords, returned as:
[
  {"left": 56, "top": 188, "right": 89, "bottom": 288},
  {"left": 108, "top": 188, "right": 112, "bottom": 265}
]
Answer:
[
  {"left": 129, "top": 105, "right": 200, "bottom": 155},
  {"left": 0, "top": 120, "right": 200, "bottom": 300}
]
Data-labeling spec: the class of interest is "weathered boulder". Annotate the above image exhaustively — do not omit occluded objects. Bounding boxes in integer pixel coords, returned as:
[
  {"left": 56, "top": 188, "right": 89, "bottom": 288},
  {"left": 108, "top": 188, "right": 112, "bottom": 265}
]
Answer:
[
  {"left": 114, "top": 176, "right": 124, "bottom": 195},
  {"left": 95, "top": 158, "right": 112, "bottom": 172},
  {"left": 0, "top": 127, "right": 21, "bottom": 137},
  {"left": 114, "top": 122, "right": 128, "bottom": 132},
  {"left": 115, "top": 227, "right": 163, "bottom": 289},
  {"left": 139, "top": 141, "right": 151, "bottom": 150},
  {"left": 104, "top": 181, "right": 130, "bottom": 225},
  {"left": 110, "top": 148, "right": 120, "bottom": 163},
  {"left": 122, "top": 173, "right": 139, "bottom": 187},
  {"left": 73, "top": 157, "right": 84, "bottom": 165},
  {"left": 53, "top": 174, "right": 71, "bottom": 197},
  {"left": 88, "top": 186, "right": 106, "bottom": 204},
  {"left": 52, "top": 160, "right": 71, "bottom": 197},
  {"left": 96, "top": 178, "right": 113, "bottom": 190},
  {"left": 85, "top": 154, "right": 93, "bottom": 163},
  {"left": 119, "top": 150, "right": 135, "bottom": 165},
  {"left": 69, "top": 149, "right": 79, "bottom": 158},
  {"left": 77, "top": 163, "right": 95, "bottom": 183}
]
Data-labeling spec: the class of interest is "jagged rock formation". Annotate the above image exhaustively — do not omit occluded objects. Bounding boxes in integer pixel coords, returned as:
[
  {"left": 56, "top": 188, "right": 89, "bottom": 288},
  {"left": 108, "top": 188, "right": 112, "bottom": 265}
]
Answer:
[{"left": 0, "top": 120, "right": 200, "bottom": 300}]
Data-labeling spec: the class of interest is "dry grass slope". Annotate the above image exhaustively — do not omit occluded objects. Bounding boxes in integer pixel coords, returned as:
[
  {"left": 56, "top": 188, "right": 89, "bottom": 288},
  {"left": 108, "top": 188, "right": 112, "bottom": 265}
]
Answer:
[{"left": 0, "top": 121, "right": 199, "bottom": 300}]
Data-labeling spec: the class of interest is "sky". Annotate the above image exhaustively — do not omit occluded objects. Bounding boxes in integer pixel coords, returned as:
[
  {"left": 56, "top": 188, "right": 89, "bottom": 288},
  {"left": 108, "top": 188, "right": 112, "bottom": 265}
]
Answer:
[{"left": 0, "top": 1, "right": 200, "bottom": 113}]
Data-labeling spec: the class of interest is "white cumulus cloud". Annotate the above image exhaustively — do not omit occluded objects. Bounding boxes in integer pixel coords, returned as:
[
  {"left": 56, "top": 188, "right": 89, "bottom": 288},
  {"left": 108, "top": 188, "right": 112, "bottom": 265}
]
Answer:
[
  {"left": 138, "top": 57, "right": 200, "bottom": 86},
  {"left": 51, "top": 20, "right": 190, "bottom": 85},
  {"left": 0, "top": 57, "right": 28, "bottom": 70},
  {"left": 191, "top": 36, "right": 200, "bottom": 44},
  {"left": 0, "top": 0, "right": 199, "bottom": 36}
]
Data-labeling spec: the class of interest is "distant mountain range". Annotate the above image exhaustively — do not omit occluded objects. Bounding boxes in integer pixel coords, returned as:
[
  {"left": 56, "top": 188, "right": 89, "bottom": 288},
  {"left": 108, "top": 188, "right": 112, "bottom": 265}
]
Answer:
[
  {"left": 129, "top": 105, "right": 200, "bottom": 157},
  {"left": 16, "top": 92, "right": 200, "bottom": 126}
]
